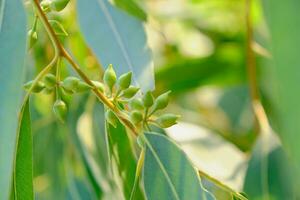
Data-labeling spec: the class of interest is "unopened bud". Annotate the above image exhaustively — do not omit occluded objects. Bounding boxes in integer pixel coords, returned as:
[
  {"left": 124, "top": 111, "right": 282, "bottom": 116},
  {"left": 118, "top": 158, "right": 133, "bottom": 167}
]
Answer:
[
  {"left": 76, "top": 81, "right": 92, "bottom": 93},
  {"left": 53, "top": 99, "right": 67, "bottom": 123},
  {"left": 28, "top": 30, "right": 38, "bottom": 49},
  {"left": 51, "top": 0, "right": 70, "bottom": 12},
  {"left": 155, "top": 113, "right": 179, "bottom": 128},
  {"left": 129, "top": 99, "right": 144, "bottom": 111},
  {"left": 103, "top": 64, "right": 116, "bottom": 91},
  {"left": 91, "top": 81, "right": 105, "bottom": 93},
  {"left": 61, "top": 77, "right": 80, "bottom": 93},
  {"left": 118, "top": 72, "right": 132, "bottom": 90},
  {"left": 143, "top": 91, "right": 154, "bottom": 108},
  {"left": 121, "top": 86, "right": 139, "bottom": 99},
  {"left": 23, "top": 80, "right": 45, "bottom": 93},
  {"left": 43, "top": 73, "right": 56, "bottom": 88},
  {"left": 130, "top": 110, "right": 143, "bottom": 124},
  {"left": 152, "top": 91, "right": 171, "bottom": 112}
]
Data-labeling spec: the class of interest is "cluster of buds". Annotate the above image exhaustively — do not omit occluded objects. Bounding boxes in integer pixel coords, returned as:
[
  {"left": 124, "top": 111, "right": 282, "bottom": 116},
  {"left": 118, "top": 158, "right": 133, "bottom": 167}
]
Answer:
[
  {"left": 23, "top": 74, "right": 103, "bottom": 122},
  {"left": 101, "top": 65, "right": 180, "bottom": 130},
  {"left": 24, "top": 64, "right": 179, "bottom": 129}
]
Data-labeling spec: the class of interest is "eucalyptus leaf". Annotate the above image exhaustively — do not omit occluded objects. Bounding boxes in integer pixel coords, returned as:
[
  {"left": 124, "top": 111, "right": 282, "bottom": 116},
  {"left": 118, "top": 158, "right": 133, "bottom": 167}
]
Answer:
[
  {"left": 76, "top": 0, "right": 154, "bottom": 92},
  {"left": 112, "top": 0, "right": 147, "bottom": 21},
  {"left": 142, "top": 132, "right": 216, "bottom": 200},
  {"left": 0, "top": 0, "right": 27, "bottom": 199},
  {"left": 262, "top": 0, "right": 300, "bottom": 173},
  {"left": 243, "top": 131, "right": 295, "bottom": 199},
  {"left": 14, "top": 100, "right": 34, "bottom": 200},
  {"left": 106, "top": 120, "right": 145, "bottom": 200}
]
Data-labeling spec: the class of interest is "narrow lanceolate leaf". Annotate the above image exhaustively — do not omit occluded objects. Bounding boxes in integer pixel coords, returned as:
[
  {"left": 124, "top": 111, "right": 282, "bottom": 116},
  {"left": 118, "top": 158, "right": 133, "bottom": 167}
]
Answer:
[
  {"left": 14, "top": 100, "right": 34, "bottom": 200},
  {"left": 0, "top": 0, "right": 27, "bottom": 199},
  {"left": 243, "top": 131, "right": 295, "bottom": 200},
  {"left": 76, "top": 0, "right": 154, "bottom": 92},
  {"left": 106, "top": 121, "right": 145, "bottom": 200},
  {"left": 262, "top": 0, "right": 300, "bottom": 173},
  {"left": 142, "top": 132, "right": 216, "bottom": 200}
]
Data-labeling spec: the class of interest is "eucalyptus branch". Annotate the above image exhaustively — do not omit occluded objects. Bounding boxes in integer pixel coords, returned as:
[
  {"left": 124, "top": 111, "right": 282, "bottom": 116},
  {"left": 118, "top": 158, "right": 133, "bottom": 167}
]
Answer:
[{"left": 30, "top": 0, "right": 138, "bottom": 136}]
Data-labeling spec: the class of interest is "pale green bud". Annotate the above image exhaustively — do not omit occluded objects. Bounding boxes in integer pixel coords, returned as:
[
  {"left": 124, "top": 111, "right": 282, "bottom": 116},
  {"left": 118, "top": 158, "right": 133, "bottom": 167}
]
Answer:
[
  {"left": 53, "top": 99, "right": 67, "bottom": 123},
  {"left": 118, "top": 72, "right": 132, "bottom": 90},
  {"left": 121, "top": 86, "right": 139, "bottom": 99},
  {"left": 103, "top": 64, "right": 116, "bottom": 91},
  {"left": 40, "top": 0, "right": 52, "bottom": 12},
  {"left": 130, "top": 110, "right": 143, "bottom": 124},
  {"left": 76, "top": 81, "right": 92, "bottom": 93},
  {"left": 143, "top": 91, "right": 154, "bottom": 108},
  {"left": 43, "top": 73, "right": 56, "bottom": 88},
  {"left": 129, "top": 99, "right": 144, "bottom": 111},
  {"left": 23, "top": 80, "right": 45, "bottom": 93},
  {"left": 28, "top": 29, "right": 38, "bottom": 49},
  {"left": 91, "top": 81, "right": 105, "bottom": 93},
  {"left": 155, "top": 113, "right": 179, "bottom": 128},
  {"left": 51, "top": 0, "right": 70, "bottom": 11},
  {"left": 61, "top": 77, "right": 80, "bottom": 93},
  {"left": 152, "top": 91, "right": 171, "bottom": 112}
]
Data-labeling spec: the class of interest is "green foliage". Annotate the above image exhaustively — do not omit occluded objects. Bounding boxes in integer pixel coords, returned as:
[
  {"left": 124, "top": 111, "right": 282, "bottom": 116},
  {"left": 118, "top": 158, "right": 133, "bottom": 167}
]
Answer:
[
  {"left": 142, "top": 132, "right": 216, "bottom": 200},
  {"left": 14, "top": 100, "right": 34, "bottom": 200},
  {"left": 243, "top": 132, "right": 295, "bottom": 200},
  {"left": 76, "top": 0, "right": 154, "bottom": 91},
  {"left": 0, "top": 0, "right": 27, "bottom": 199},
  {"left": 262, "top": 0, "right": 300, "bottom": 175},
  {"left": 2, "top": 0, "right": 300, "bottom": 199}
]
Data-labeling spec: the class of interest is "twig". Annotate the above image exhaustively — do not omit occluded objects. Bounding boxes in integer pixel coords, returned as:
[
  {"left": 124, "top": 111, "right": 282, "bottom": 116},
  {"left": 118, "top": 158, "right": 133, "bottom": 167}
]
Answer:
[{"left": 30, "top": 0, "right": 138, "bottom": 136}]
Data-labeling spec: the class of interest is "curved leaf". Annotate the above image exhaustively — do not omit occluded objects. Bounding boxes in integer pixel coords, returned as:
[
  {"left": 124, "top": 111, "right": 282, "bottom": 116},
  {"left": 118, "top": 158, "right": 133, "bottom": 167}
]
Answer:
[
  {"left": 243, "top": 132, "right": 295, "bottom": 199},
  {"left": 142, "top": 132, "right": 215, "bottom": 200},
  {"left": 14, "top": 100, "right": 34, "bottom": 200},
  {"left": 106, "top": 120, "right": 145, "bottom": 200},
  {"left": 76, "top": 0, "right": 154, "bottom": 92},
  {"left": 0, "top": 0, "right": 27, "bottom": 199},
  {"left": 262, "top": 0, "right": 300, "bottom": 172}
]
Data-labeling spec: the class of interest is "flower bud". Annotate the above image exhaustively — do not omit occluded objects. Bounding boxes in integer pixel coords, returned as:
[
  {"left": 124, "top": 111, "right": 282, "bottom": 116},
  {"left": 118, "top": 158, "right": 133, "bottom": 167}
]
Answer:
[
  {"left": 106, "top": 110, "right": 118, "bottom": 128},
  {"left": 43, "top": 73, "right": 56, "bottom": 88},
  {"left": 152, "top": 91, "right": 171, "bottom": 112},
  {"left": 155, "top": 113, "right": 179, "bottom": 128},
  {"left": 130, "top": 110, "right": 143, "bottom": 124},
  {"left": 129, "top": 99, "right": 144, "bottom": 111},
  {"left": 50, "top": 0, "right": 70, "bottom": 12},
  {"left": 117, "top": 72, "right": 132, "bottom": 90},
  {"left": 23, "top": 80, "right": 45, "bottom": 93},
  {"left": 40, "top": 0, "right": 52, "bottom": 12},
  {"left": 103, "top": 64, "right": 116, "bottom": 91},
  {"left": 53, "top": 99, "right": 67, "bottom": 123},
  {"left": 28, "top": 29, "right": 38, "bottom": 49},
  {"left": 92, "top": 81, "right": 105, "bottom": 93},
  {"left": 143, "top": 91, "right": 154, "bottom": 108},
  {"left": 61, "top": 77, "right": 80, "bottom": 93},
  {"left": 43, "top": 87, "right": 54, "bottom": 94},
  {"left": 121, "top": 86, "right": 139, "bottom": 99},
  {"left": 76, "top": 81, "right": 92, "bottom": 93}
]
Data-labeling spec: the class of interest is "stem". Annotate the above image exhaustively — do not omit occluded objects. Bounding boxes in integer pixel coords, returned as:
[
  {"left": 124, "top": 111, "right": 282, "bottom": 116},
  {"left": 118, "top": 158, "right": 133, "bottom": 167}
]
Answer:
[
  {"left": 198, "top": 170, "right": 247, "bottom": 200},
  {"left": 30, "top": 0, "right": 138, "bottom": 136},
  {"left": 245, "top": 0, "right": 259, "bottom": 102}
]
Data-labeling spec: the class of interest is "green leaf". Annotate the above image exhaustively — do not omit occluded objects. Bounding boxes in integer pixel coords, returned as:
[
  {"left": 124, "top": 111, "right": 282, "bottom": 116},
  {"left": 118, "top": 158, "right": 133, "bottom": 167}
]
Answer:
[
  {"left": 76, "top": 0, "right": 154, "bottom": 92},
  {"left": 106, "top": 120, "right": 145, "bottom": 200},
  {"left": 262, "top": 0, "right": 300, "bottom": 172},
  {"left": 14, "top": 100, "right": 34, "bottom": 200},
  {"left": 142, "top": 132, "right": 216, "bottom": 200},
  {"left": 112, "top": 0, "right": 147, "bottom": 21},
  {"left": 0, "top": 0, "right": 27, "bottom": 199},
  {"left": 243, "top": 132, "right": 295, "bottom": 199}
]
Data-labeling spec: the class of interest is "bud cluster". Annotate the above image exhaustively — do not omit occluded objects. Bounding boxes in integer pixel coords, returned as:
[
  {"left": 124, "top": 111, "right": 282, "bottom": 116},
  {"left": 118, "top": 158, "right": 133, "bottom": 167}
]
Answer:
[
  {"left": 23, "top": 73, "right": 102, "bottom": 122},
  {"left": 101, "top": 65, "right": 180, "bottom": 129},
  {"left": 23, "top": 65, "right": 179, "bottom": 129}
]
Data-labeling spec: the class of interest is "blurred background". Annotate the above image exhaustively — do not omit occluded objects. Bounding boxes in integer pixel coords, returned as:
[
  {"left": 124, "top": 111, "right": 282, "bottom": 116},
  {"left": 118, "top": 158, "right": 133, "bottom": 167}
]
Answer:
[{"left": 24, "top": 0, "right": 296, "bottom": 199}]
